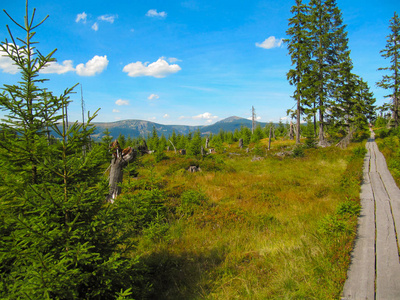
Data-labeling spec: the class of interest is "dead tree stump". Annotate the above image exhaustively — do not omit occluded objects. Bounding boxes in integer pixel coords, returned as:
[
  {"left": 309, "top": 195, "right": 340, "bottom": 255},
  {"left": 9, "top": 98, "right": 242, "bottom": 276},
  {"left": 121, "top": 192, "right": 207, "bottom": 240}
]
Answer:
[
  {"left": 188, "top": 166, "right": 201, "bottom": 172},
  {"left": 268, "top": 126, "right": 272, "bottom": 150},
  {"left": 239, "top": 139, "right": 243, "bottom": 149},
  {"left": 289, "top": 121, "right": 294, "bottom": 140},
  {"left": 107, "top": 140, "right": 137, "bottom": 202}
]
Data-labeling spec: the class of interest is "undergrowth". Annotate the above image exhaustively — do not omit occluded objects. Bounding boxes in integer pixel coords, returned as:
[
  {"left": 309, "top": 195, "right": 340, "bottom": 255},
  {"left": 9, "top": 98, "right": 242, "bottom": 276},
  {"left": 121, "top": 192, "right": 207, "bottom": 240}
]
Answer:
[
  {"left": 120, "top": 139, "right": 364, "bottom": 299},
  {"left": 375, "top": 128, "right": 400, "bottom": 186}
]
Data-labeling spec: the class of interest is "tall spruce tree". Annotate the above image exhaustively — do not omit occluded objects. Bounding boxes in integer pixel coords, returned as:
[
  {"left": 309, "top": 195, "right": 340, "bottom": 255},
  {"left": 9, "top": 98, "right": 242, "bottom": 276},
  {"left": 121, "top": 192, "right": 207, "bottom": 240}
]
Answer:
[
  {"left": 285, "top": 0, "right": 311, "bottom": 144},
  {"left": 377, "top": 12, "right": 400, "bottom": 128},
  {"left": 307, "top": 0, "right": 352, "bottom": 145},
  {"left": 286, "top": 0, "right": 356, "bottom": 144}
]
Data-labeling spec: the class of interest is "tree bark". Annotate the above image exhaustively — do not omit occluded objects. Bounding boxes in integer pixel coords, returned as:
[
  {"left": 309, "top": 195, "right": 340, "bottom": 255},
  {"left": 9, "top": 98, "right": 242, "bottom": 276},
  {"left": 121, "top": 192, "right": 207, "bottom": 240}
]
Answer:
[{"left": 107, "top": 147, "right": 137, "bottom": 202}]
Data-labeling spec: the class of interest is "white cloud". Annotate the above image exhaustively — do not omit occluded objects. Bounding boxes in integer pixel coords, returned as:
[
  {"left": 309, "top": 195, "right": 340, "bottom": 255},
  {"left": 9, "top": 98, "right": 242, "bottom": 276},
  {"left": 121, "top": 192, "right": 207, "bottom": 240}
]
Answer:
[
  {"left": 76, "top": 55, "right": 108, "bottom": 76},
  {"left": 123, "top": 58, "right": 181, "bottom": 78},
  {"left": 98, "top": 14, "right": 118, "bottom": 23},
  {"left": 256, "top": 36, "right": 283, "bottom": 49},
  {"left": 168, "top": 57, "right": 181, "bottom": 63},
  {"left": 76, "top": 12, "right": 87, "bottom": 23},
  {"left": 192, "top": 112, "right": 218, "bottom": 120},
  {"left": 247, "top": 116, "right": 262, "bottom": 121},
  {"left": 146, "top": 9, "right": 167, "bottom": 18},
  {"left": 163, "top": 114, "right": 170, "bottom": 118},
  {"left": 115, "top": 99, "right": 129, "bottom": 106},
  {"left": 92, "top": 22, "right": 99, "bottom": 31},
  {"left": 1, "top": 47, "right": 107, "bottom": 77},
  {"left": 40, "top": 60, "right": 75, "bottom": 74},
  {"left": 112, "top": 109, "right": 120, "bottom": 113},
  {"left": 148, "top": 94, "right": 159, "bottom": 100},
  {"left": 0, "top": 48, "right": 19, "bottom": 74}
]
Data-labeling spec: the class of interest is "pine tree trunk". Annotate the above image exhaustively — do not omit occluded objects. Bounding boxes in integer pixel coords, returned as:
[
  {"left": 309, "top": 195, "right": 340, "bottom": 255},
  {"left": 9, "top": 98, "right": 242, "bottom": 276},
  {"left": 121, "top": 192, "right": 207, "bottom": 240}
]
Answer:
[{"left": 296, "top": 100, "right": 301, "bottom": 144}]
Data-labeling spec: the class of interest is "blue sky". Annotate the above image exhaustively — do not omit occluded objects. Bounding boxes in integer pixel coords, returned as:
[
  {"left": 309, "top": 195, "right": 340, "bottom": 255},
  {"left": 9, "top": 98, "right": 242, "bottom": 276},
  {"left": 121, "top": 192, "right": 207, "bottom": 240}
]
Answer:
[{"left": 0, "top": 0, "right": 398, "bottom": 125}]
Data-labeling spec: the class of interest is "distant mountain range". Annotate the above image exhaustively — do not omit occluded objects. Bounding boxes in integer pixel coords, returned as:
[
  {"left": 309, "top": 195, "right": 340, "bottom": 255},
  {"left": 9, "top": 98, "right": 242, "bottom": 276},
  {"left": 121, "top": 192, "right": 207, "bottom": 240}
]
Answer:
[{"left": 89, "top": 116, "right": 272, "bottom": 140}]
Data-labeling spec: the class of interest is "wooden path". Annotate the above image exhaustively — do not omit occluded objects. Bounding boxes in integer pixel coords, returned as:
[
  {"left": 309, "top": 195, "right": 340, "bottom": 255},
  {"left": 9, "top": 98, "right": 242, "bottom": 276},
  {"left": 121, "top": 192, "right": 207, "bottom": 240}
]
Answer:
[{"left": 342, "top": 133, "right": 400, "bottom": 299}]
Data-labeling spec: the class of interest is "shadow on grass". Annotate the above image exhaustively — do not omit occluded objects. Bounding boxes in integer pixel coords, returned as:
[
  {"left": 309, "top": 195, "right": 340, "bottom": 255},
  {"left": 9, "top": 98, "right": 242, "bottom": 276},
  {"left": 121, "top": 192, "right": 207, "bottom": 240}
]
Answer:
[{"left": 139, "top": 246, "right": 226, "bottom": 300}]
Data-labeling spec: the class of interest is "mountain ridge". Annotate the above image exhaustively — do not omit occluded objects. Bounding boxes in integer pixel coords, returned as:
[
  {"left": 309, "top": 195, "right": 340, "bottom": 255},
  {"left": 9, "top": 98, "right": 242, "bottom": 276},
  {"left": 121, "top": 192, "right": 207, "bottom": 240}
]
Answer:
[{"left": 90, "top": 116, "right": 272, "bottom": 139}]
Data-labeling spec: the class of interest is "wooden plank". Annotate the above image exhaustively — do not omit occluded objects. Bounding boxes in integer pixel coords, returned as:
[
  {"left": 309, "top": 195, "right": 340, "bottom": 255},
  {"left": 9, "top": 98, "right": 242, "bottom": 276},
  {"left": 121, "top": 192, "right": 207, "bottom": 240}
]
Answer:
[
  {"left": 341, "top": 174, "right": 375, "bottom": 299},
  {"left": 342, "top": 141, "right": 375, "bottom": 300},
  {"left": 371, "top": 171, "right": 400, "bottom": 299}
]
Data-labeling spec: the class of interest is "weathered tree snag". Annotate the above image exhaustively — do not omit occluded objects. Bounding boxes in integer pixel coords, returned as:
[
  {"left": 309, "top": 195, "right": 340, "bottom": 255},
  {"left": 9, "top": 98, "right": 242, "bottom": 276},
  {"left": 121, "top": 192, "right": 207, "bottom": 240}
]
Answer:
[
  {"left": 289, "top": 121, "right": 294, "bottom": 140},
  {"left": 268, "top": 126, "right": 272, "bottom": 150},
  {"left": 239, "top": 139, "right": 243, "bottom": 149},
  {"left": 107, "top": 140, "right": 137, "bottom": 202},
  {"left": 205, "top": 138, "right": 209, "bottom": 149},
  {"left": 168, "top": 139, "right": 177, "bottom": 154},
  {"left": 336, "top": 128, "right": 355, "bottom": 149}
]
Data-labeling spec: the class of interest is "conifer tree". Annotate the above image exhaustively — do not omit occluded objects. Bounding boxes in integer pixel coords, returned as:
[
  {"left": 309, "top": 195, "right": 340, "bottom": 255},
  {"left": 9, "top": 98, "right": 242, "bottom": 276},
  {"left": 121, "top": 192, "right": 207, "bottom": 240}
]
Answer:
[
  {"left": 188, "top": 130, "right": 202, "bottom": 156},
  {"left": 285, "top": 0, "right": 311, "bottom": 144},
  {"left": 307, "top": 0, "right": 352, "bottom": 145},
  {"left": 377, "top": 12, "right": 400, "bottom": 127},
  {"left": 0, "top": 2, "right": 141, "bottom": 298}
]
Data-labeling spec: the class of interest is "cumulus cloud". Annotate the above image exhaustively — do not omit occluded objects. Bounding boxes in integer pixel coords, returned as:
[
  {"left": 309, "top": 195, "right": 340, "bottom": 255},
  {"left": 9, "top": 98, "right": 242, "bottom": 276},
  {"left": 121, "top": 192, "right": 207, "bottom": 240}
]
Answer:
[
  {"left": 40, "top": 60, "right": 75, "bottom": 74},
  {"left": 92, "top": 22, "right": 99, "bottom": 31},
  {"left": 148, "top": 94, "right": 159, "bottom": 100},
  {"left": 76, "top": 12, "right": 87, "bottom": 23},
  {"left": 146, "top": 9, "right": 167, "bottom": 18},
  {"left": 193, "top": 112, "right": 218, "bottom": 120},
  {"left": 112, "top": 109, "right": 120, "bottom": 113},
  {"left": 163, "top": 114, "right": 170, "bottom": 118},
  {"left": 247, "top": 116, "right": 262, "bottom": 121},
  {"left": 178, "top": 112, "right": 218, "bottom": 123},
  {"left": 115, "top": 99, "right": 129, "bottom": 106},
  {"left": 256, "top": 36, "right": 283, "bottom": 49},
  {"left": 123, "top": 58, "right": 181, "bottom": 78},
  {"left": 76, "top": 55, "right": 108, "bottom": 76},
  {"left": 98, "top": 14, "right": 118, "bottom": 23},
  {"left": 1, "top": 48, "right": 107, "bottom": 77}
]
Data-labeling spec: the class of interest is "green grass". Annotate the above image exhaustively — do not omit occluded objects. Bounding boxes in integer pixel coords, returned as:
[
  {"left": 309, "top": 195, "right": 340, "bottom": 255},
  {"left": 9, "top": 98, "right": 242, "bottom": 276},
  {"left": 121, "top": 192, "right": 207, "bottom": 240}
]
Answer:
[
  {"left": 376, "top": 134, "right": 400, "bottom": 187},
  {"left": 121, "top": 138, "right": 364, "bottom": 299}
]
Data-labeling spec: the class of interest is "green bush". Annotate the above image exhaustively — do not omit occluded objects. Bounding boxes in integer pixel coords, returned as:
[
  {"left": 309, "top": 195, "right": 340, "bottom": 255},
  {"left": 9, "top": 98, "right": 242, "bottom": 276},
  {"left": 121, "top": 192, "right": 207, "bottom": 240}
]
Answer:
[
  {"left": 336, "top": 200, "right": 361, "bottom": 217},
  {"left": 352, "top": 145, "right": 367, "bottom": 158},
  {"left": 178, "top": 189, "right": 208, "bottom": 215},
  {"left": 293, "top": 146, "right": 305, "bottom": 157}
]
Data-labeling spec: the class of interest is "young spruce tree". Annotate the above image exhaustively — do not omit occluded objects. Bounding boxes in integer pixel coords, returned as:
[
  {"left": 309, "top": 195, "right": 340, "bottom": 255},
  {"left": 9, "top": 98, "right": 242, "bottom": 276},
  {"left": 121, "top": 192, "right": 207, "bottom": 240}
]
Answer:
[{"left": 0, "top": 2, "right": 140, "bottom": 299}]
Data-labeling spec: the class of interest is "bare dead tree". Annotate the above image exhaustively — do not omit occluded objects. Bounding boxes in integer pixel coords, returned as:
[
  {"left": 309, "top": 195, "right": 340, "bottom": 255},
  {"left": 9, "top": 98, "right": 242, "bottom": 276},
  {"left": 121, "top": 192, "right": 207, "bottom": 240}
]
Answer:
[
  {"left": 107, "top": 139, "right": 137, "bottom": 202},
  {"left": 268, "top": 126, "right": 272, "bottom": 150}
]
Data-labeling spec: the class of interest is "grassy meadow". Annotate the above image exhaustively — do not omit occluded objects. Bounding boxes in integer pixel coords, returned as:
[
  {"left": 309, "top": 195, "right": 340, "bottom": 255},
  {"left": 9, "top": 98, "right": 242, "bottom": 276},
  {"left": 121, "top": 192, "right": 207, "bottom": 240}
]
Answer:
[{"left": 118, "top": 138, "right": 365, "bottom": 299}]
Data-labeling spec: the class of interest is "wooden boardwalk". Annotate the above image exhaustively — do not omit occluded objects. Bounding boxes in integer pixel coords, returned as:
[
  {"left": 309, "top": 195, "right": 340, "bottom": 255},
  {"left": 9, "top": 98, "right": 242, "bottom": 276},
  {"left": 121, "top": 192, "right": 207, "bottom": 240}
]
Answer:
[{"left": 342, "top": 134, "right": 400, "bottom": 299}]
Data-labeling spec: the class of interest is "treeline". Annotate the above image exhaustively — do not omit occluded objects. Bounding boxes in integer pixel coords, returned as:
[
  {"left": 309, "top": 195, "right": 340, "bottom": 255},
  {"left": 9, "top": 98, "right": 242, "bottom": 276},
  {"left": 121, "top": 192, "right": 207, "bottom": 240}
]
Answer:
[{"left": 101, "top": 119, "right": 329, "bottom": 163}]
